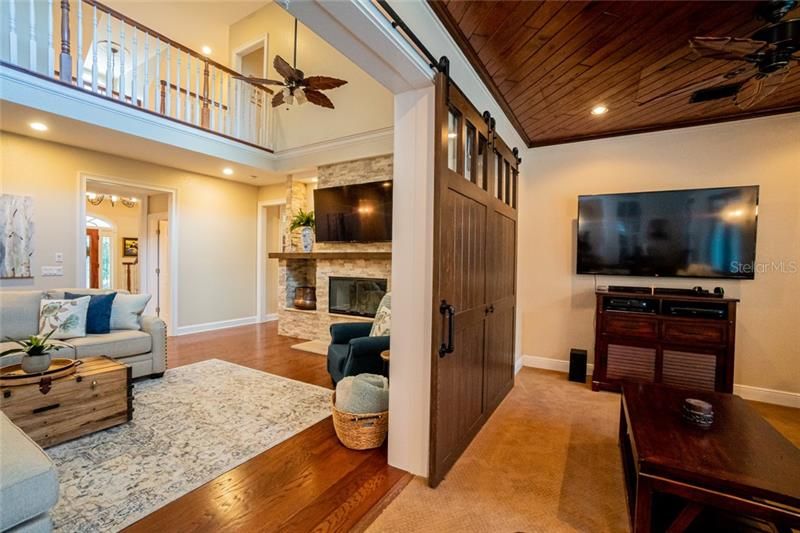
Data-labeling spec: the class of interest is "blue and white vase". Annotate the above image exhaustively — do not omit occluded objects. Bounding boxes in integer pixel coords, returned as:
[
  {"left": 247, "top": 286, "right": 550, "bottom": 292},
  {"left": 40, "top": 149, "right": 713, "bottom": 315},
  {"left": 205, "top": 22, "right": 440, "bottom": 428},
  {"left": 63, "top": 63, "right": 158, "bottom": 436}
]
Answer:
[{"left": 301, "top": 226, "right": 314, "bottom": 252}]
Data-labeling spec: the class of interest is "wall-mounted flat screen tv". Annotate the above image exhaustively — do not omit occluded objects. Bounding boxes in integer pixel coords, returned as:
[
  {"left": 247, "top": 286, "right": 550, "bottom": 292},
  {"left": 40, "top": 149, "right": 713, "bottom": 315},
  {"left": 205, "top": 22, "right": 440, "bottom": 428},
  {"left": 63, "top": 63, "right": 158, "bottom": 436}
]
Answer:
[
  {"left": 577, "top": 186, "right": 759, "bottom": 279},
  {"left": 314, "top": 181, "right": 393, "bottom": 242}
]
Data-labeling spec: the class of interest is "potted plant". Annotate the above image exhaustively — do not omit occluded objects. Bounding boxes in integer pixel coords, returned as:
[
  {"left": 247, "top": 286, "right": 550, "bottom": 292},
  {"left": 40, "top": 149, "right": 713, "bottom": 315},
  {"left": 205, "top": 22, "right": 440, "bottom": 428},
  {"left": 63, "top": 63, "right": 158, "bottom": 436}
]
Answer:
[
  {"left": 290, "top": 209, "right": 316, "bottom": 252},
  {"left": 1, "top": 330, "right": 67, "bottom": 373}
]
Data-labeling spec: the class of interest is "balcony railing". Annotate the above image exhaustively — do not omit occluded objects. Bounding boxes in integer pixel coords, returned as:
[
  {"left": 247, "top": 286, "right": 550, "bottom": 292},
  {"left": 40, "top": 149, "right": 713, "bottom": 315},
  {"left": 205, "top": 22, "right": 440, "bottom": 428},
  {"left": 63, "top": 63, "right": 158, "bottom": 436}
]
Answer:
[{"left": 1, "top": 0, "right": 273, "bottom": 151}]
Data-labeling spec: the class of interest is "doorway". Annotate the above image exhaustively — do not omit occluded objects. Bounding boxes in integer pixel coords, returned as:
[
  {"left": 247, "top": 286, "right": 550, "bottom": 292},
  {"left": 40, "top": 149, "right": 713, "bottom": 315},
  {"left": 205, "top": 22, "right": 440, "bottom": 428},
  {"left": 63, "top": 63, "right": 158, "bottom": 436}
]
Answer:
[
  {"left": 233, "top": 36, "right": 269, "bottom": 144},
  {"left": 257, "top": 200, "right": 285, "bottom": 322}
]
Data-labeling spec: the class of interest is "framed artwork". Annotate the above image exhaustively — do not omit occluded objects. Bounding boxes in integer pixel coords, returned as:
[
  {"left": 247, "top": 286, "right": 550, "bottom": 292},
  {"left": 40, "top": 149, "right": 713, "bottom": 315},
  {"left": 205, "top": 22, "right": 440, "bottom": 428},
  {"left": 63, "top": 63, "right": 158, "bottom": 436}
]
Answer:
[
  {"left": 0, "top": 194, "right": 34, "bottom": 279},
  {"left": 122, "top": 237, "right": 139, "bottom": 257}
]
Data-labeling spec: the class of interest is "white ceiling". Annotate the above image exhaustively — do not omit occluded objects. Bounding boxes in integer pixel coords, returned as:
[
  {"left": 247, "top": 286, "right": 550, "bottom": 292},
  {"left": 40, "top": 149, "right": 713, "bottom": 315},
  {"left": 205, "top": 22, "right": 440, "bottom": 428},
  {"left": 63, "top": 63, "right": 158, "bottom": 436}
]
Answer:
[{"left": 104, "top": 1, "right": 268, "bottom": 65}]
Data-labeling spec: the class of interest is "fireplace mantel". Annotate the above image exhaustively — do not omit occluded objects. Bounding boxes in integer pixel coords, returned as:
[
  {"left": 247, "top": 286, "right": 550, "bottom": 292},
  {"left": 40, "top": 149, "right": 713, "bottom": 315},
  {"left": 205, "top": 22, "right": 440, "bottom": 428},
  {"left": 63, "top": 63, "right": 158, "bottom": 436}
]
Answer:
[{"left": 268, "top": 251, "right": 391, "bottom": 260}]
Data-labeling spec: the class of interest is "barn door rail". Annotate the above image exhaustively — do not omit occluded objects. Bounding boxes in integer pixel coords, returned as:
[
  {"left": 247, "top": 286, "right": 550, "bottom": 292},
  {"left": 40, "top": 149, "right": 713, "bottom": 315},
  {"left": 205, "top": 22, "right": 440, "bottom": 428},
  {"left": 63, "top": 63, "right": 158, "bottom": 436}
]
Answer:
[{"left": 1, "top": 0, "right": 274, "bottom": 151}]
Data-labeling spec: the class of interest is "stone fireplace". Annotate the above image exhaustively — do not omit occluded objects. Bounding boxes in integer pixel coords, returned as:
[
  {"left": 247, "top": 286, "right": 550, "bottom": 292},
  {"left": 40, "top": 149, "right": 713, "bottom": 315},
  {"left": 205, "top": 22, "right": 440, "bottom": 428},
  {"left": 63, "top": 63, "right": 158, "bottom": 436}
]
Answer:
[{"left": 329, "top": 276, "right": 387, "bottom": 318}]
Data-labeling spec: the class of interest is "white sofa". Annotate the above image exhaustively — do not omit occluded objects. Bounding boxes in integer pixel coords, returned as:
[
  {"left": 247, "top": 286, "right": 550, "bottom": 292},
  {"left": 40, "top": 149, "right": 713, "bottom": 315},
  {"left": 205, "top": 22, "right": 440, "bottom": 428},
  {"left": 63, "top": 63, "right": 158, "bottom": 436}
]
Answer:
[{"left": 0, "top": 289, "right": 166, "bottom": 379}]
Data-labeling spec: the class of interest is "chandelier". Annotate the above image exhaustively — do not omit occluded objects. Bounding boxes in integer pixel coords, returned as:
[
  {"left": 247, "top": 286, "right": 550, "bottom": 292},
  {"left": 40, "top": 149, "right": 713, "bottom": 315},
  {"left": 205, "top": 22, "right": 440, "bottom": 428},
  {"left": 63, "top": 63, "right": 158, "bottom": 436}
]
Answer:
[{"left": 86, "top": 192, "right": 139, "bottom": 208}]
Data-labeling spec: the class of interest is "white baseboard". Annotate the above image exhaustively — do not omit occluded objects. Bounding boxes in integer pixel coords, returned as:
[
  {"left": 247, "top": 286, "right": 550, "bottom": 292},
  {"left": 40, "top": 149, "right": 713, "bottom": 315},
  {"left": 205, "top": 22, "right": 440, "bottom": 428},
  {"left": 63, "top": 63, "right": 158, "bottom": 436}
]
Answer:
[
  {"left": 174, "top": 316, "right": 258, "bottom": 336},
  {"left": 521, "top": 354, "right": 799, "bottom": 408},
  {"left": 734, "top": 384, "right": 800, "bottom": 409},
  {"left": 260, "top": 313, "right": 278, "bottom": 323},
  {"left": 514, "top": 357, "right": 524, "bottom": 375},
  {"left": 521, "top": 354, "right": 594, "bottom": 374}
]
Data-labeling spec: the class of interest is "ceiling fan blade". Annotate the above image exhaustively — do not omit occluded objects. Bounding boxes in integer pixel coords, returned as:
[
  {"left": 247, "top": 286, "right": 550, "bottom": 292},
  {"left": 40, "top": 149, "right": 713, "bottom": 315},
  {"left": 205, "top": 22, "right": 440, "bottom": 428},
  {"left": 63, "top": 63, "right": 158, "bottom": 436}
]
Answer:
[
  {"left": 636, "top": 64, "right": 755, "bottom": 105},
  {"left": 304, "top": 89, "right": 335, "bottom": 109},
  {"left": 271, "top": 91, "right": 285, "bottom": 108},
  {"left": 274, "top": 55, "right": 303, "bottom": 83},
  {"left": 302, "top": 76, "right": 348, "bottom": 90},
  {"left": 735, "top": 66, "right": 791, "bottom": 109},
  {"left": 690, "top": 37, "right": 771, "bottom": 60}
]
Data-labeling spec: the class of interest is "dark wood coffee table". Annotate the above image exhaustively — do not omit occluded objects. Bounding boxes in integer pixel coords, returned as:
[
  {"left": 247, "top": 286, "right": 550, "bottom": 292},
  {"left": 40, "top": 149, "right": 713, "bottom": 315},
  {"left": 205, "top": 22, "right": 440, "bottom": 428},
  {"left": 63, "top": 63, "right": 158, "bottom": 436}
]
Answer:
[{"left": 619, "top": 382, "right": 800, "bottom": 532}]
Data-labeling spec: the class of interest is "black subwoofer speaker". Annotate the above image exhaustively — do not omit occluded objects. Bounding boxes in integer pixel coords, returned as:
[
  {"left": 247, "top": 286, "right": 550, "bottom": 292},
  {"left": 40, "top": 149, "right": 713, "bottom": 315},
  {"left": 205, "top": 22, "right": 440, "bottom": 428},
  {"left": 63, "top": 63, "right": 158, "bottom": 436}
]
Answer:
[{"left": 569, "top": 349, "right": 588, "bottom": 383}]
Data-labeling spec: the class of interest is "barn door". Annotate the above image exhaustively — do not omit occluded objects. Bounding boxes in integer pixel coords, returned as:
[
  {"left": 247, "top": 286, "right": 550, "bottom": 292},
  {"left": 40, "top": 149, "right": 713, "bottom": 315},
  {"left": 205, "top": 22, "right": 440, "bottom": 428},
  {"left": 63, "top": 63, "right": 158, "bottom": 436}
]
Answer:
[{"left": 429, "top": 72, "right": 519, "bottom": 487}]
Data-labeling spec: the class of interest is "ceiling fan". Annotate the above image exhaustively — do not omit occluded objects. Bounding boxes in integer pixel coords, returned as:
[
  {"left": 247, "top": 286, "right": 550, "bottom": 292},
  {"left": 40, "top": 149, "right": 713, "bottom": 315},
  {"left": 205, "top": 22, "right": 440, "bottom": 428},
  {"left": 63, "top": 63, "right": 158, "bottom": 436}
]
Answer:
[
  {"left": 637, "top": 0, "right": 799, "bottom": 109},
  {"left": 235, "top": 19, "right": 347, "bottom": 109}
]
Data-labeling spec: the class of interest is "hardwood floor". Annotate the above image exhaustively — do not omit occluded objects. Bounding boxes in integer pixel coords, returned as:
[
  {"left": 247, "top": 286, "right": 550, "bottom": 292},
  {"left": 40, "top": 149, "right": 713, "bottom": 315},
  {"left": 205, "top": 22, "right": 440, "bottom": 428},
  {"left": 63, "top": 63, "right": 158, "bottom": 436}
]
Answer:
[{"left": 123, "top": 322, "right": 410, "bottom": 533}]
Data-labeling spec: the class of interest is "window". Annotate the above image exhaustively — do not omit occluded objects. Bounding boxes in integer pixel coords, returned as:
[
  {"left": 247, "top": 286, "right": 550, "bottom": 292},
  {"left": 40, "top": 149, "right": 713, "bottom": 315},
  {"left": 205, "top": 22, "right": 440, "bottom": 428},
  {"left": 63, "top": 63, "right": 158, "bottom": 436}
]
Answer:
[
  {"left": 495, "top": 153, "right": 504, "bottom": 200},
  {"left": 100, "top": 236, "right": 112, "bottom": 289},
  {"left": 504, "top": 160, "right": 511, "bottom": 205},
  {"left": 86, "top": 215, "right": 112, "bottom": 229},
  {"left": 447, "top": 109, "right": 460, "bottom": 172},
  {"left": 477, "top": 135, "right": 487, "bottom": 190},
  {"left": 464, "top": 121, "right": 475, "bottom": 183}
]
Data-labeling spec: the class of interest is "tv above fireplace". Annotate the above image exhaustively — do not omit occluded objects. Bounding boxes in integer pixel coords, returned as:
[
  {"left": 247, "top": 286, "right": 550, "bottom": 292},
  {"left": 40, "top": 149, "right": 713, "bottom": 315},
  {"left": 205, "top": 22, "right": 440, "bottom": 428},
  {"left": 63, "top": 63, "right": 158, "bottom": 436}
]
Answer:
[
  {"left": 577, "top": 186, "right": 759, "bottom": 279},
  {"left": 314, "top": 181, "right": 393, "bottom": 243}
]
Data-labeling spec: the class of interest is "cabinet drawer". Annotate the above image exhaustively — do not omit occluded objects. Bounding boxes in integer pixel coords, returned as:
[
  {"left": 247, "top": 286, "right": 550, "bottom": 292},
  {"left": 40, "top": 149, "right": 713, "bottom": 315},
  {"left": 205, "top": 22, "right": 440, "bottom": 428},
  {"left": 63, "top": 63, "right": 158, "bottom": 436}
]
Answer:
[
  {"left": 603, "top": 314, "right": 658, "bottom": 339},
  {"left": 662, "top": 321, "right": 727, "bottom": 345}
]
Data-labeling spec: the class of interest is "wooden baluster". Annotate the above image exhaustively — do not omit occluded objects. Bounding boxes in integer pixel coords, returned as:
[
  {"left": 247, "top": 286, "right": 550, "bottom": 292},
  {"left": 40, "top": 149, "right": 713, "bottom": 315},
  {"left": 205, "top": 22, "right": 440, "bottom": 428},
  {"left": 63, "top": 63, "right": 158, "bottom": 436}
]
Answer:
[
  {"left": 175, "top": 50, "right": 181, "bottom": 119},
  {"left": 143, "top": 33, "right": 149, "bottom": 109},
  {"left": 195, "top": 62, "right": 201, "bottom": 125},
  {"left": 58, "top": 0, "right": 70, "bottom": 81},
  {"left": 210, "top": 65, "right": 216, "bottom": 130},
  {"left": 159, "top": 80, "right": 166, "bottom": 114},
  {"left": 131, "top": 28, "right": 138, "bottom": 105},
  {"left": 165, "top": 46, "right": 171, "bottom": 116},
  {"left": 201, "top": 60, "right": 209, "bottom": 128},
  {"left": 29, "top": 0, "right": 37, "bottom": 71},
  {"left": 8, "top": 0, "right": 17, "bottom": 64},
  {"left": 76, "top": 0, "right": 82, "bottom": 86},
  {"left": 154, "top": 37, "right": 160, "bottom": 110},
  {"left": 119, "top": 20, "right": 125, "bottom": 100},
  {"left": 91, "top": 3, "right": 97, "bottom": 92},
  {"left": 185, "top": 53, "right": 191, "bottom": 121},
  {"left": 105, "top": 10, "right": 112, "bottom": 96},
  {"left": 48, "top": 0, "right": 54, "bottom": 76}
]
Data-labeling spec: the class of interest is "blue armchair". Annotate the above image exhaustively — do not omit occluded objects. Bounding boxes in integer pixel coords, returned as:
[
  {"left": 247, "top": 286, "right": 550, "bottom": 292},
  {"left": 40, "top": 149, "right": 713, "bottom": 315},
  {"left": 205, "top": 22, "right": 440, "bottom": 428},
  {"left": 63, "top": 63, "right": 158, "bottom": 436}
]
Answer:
[{"left": 327, "top": 322, "right": 390, "bottom": 385}]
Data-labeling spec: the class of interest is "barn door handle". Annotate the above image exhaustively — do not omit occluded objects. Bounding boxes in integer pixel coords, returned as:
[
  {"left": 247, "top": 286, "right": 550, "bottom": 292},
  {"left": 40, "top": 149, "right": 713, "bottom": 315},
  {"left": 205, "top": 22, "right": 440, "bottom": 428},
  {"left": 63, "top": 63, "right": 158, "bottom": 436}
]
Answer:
[{"left": 439, "top": 300, "right": 455, "bottom": 358}]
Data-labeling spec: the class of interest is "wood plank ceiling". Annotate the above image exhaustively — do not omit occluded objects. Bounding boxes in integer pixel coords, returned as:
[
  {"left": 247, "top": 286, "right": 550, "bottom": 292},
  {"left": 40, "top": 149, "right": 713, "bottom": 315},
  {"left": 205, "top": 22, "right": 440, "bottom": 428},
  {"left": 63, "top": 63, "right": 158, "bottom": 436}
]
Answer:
[{"left": 429, "top": 1, "right": 800, "bottom": 146}]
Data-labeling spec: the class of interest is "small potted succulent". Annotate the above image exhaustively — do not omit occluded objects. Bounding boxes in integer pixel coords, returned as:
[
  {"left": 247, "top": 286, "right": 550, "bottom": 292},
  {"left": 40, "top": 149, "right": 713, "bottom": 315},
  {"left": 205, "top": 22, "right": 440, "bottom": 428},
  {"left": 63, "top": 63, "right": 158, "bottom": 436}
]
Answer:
[
  {"left": 1, "top": 330, "right": 67, "bottom": 373},
  {"left": 290, "top": 209, "right": 316, "bottom": 252}
]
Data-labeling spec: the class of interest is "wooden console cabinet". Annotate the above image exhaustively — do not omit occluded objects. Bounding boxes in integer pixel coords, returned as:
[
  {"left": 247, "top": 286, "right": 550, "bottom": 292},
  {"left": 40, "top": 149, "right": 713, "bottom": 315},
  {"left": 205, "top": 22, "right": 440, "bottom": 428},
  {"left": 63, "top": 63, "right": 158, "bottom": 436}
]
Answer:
[{"left": 592, "top": 291, "right": 738, "bottom": 393}]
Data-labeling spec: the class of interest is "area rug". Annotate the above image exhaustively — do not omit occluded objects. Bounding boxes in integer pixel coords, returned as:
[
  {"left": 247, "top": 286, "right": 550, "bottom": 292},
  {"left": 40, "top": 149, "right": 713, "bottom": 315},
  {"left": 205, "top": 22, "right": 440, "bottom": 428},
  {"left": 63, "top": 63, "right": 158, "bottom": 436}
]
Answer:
[
  {"left": 291, "top": 339, "right": 329, "bottom": 355},
  {"left": 47, "top": 359, "right": 332, "bottom": 532}
]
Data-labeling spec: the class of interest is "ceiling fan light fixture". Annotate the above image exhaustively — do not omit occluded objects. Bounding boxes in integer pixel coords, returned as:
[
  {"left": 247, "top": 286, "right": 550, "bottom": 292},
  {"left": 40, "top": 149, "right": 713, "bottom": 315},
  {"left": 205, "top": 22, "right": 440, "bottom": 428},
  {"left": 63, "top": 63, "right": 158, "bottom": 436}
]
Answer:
[
  {"left": 295, "top": 87, "right": 307, "bottom": 105},
  {"left": 591, "top": 104, "right": 609, "bottom": 116}
]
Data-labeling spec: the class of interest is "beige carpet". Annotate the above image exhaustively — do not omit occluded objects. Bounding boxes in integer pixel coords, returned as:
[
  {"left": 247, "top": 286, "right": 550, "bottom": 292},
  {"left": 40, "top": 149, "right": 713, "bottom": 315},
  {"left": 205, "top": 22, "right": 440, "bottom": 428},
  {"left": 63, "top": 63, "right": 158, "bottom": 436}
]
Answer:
[
  {"left": 368, "top": 368, "right": 628, "bottom": 532},
  {"left": 290, "top": 340, "right": 328, "bottom": 355},
  {"left": 367, "top": 368, "right": 800, "bottom": 533}
]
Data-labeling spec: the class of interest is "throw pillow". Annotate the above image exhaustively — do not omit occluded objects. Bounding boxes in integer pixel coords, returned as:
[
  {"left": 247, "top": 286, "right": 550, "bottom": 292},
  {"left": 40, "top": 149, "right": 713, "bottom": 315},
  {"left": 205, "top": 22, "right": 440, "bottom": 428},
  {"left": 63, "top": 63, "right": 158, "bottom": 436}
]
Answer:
[
  {"left": 110, "top": 293, "right": 152, "bottom": 330},
  {"left": 39, "top": 296, "right": 91, "bottom": 339},
  {"left": 369, "top": 293, "right": 391, "bottom": 337},
  {"left": 65, "top": 292, "right": 116, "bottom": 334}
]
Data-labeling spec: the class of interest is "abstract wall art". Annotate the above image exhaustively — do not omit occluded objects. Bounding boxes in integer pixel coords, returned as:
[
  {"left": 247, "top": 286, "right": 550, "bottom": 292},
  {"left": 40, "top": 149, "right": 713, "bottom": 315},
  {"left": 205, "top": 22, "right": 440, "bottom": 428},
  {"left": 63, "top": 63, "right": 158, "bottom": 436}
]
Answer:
[{"left": 0, "top": 194, "right": 34, "bottom": 279}]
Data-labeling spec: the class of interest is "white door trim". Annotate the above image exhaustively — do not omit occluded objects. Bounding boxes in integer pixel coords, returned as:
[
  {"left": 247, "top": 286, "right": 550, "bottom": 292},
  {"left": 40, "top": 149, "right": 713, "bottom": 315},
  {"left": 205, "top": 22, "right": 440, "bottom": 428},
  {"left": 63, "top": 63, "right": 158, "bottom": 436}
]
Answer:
[
  {"left": 256, "top": 199, "right": 285, "bottom": 323},
  {"left": 77, "top": 173, "right": 179, "bottom": 333},
  {"left": 231, "top": 34, "right": 269, "bottom": 75}
]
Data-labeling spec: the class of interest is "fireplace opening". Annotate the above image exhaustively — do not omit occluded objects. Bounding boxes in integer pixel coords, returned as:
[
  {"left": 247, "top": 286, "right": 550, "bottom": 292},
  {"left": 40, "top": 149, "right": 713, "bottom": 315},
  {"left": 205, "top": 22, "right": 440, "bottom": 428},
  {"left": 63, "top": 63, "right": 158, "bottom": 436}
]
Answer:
[{"left": 329, "top": 277, "right": 387, "bottom": 318}]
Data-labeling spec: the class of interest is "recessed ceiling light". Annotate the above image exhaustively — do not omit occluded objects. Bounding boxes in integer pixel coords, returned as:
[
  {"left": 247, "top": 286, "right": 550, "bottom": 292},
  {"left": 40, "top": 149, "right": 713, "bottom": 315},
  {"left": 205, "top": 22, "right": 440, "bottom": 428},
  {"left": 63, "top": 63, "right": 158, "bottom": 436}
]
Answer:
[
  {"left": 202, "top": 46, "right": 212, "bottom": 55},
  {"left": 29, "top": 122, "right": 48, "bottom": 131},
  {"left": 222, "top": 167, "right": 234, "bottom": 176},
  {"left": 591, "top": 105, "right": 608, "bottom": 116}
]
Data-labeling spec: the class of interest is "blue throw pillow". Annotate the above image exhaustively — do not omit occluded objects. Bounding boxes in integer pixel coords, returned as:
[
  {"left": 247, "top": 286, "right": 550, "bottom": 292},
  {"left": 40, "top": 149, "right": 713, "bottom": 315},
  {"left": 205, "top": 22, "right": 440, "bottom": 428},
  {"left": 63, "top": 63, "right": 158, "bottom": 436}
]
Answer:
[{"left": 65, "top": 292, "right": 116, "bottom": 334}]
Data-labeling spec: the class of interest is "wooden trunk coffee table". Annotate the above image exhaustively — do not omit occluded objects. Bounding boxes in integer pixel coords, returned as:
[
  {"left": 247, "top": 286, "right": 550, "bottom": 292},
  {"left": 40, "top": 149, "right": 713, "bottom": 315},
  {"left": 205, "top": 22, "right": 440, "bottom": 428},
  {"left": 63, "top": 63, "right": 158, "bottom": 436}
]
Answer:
[
  {"left": 619, "top": 382, "right": 800, "bottom": 532},
  {"left": 0, "top": 356, "right": 132, "bottom": 447}
]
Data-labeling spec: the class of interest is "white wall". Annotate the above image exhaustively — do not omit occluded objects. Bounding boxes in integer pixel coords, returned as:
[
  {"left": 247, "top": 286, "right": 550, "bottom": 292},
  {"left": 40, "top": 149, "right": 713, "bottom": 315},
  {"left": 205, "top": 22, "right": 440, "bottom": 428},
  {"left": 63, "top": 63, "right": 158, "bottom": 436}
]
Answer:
[
  {"left": 518, "top": 113, "right": 800, "bottom": 398},
  {"left": 1, "top": 132, "right": 259, "bottom": 330},
  {"left": 229, "top": 2, "right": 394, "bottom": 152}
]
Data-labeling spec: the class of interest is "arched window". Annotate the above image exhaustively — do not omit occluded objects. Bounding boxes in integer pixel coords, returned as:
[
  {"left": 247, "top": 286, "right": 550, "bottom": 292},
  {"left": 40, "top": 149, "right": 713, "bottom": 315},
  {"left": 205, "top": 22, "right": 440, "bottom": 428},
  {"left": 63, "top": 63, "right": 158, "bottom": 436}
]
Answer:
[{"left": 86, "top": 215, "right": 113, "bottom": 229}]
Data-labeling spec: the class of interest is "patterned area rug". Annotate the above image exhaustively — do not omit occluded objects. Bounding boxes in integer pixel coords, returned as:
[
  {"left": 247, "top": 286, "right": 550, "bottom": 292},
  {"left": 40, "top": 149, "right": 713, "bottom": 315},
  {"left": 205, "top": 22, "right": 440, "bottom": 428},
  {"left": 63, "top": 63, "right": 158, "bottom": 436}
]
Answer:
[{"left": 47, "top": 359, "right": 332, "bottom": 532}]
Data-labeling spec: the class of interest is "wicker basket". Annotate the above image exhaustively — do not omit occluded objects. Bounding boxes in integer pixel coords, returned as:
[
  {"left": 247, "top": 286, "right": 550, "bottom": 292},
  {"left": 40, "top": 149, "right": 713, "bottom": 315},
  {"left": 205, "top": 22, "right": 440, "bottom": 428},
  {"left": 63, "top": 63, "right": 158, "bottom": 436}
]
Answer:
[{"left": 331, "top": 393, "right": 388, "bottom": 450}]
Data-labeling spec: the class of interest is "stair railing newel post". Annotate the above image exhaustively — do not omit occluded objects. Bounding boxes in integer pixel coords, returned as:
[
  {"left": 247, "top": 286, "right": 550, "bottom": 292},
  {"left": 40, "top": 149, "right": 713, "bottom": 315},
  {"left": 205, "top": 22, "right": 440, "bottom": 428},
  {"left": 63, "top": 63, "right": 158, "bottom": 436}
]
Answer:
[
  {"left": 202, "top": 59, "right": 210, "bottom": 128},
  {"left": 58, "top": 0, "right": 72, "bottom": 81}
]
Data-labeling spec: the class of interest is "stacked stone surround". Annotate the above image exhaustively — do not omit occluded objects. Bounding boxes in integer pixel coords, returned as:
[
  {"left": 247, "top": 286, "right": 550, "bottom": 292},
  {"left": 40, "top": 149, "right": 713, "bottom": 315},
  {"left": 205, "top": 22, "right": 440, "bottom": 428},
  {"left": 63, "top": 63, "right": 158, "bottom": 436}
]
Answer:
[
  {"left": 276, "top": 154, "right": 394, "bottom": 342},
  {"left": 284, "top": 179, "right": 310, "bottom": 251}
]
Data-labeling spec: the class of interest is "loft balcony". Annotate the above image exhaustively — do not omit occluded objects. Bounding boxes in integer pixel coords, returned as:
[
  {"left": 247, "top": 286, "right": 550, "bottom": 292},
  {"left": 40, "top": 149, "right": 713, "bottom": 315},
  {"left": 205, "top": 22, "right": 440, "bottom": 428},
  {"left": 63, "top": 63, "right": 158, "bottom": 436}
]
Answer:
[{"left": 1, "top": 0, "right": 274, "bottom": 153}]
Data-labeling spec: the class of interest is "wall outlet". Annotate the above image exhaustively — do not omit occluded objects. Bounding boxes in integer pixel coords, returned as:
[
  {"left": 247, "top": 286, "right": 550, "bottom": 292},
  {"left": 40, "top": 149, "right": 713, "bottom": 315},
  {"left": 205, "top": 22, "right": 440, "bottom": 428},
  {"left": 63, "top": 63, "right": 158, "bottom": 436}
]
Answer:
[
  {"left": 41, "top": 266, "right": 64, "bottom": 277},
  {"left": 55, "top": 252, "right": 64, "bottom": 264}
]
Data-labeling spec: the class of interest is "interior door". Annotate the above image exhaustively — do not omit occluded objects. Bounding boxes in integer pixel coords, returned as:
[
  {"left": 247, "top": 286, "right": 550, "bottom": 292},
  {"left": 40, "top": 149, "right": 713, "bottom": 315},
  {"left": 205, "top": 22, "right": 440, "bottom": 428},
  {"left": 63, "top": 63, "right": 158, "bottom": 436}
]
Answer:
[
  {"left": 86, "top": 228, "right": 100, "bottom": 288},
  {"left": 429, "top": 72, "right": 519, "bottom": 487},
  {"left": 157, "top": 219, "right": 170, "bottom": 327}
]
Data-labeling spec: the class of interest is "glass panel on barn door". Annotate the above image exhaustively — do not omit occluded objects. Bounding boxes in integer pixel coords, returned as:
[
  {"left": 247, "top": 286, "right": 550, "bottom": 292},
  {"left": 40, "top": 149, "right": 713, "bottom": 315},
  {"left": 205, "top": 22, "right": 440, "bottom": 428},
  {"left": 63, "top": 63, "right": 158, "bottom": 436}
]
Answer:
[
  {"left": 504, "top": 160, "right": 511, "bottom": 206},
  {"left": 447, "top": 110, "right": 460, "bottom": 172},
  {"left": 477, "top": 135, "right": 487, "bottom": 191},
  {"left": 495, "top": 153, "right": 504, "bottom": 200},
  {"left": 512, "top": 169, "right": 519, "bottom": 208},
  {"left": 464, "top": 121, "right": 475, "bottom": 183}
]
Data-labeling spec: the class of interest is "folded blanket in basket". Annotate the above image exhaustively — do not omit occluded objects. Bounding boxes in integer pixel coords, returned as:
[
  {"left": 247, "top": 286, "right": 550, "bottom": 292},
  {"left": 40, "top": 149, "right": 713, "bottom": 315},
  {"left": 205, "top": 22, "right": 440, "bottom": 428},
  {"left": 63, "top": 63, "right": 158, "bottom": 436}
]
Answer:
[{"left": 336, "top": 373, "right": 389, "bottom": 414}]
